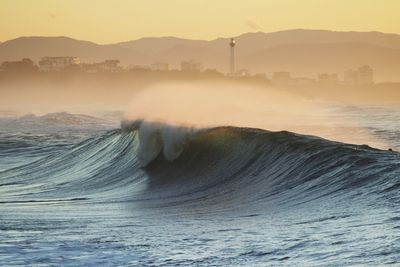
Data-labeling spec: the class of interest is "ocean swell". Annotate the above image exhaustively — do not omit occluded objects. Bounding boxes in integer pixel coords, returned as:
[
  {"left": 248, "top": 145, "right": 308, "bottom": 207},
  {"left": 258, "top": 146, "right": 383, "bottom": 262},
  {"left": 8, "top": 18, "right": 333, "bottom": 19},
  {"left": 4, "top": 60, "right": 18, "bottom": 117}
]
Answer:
[{"left": 0, "top": 122, "right": 399, "bottom": 211}]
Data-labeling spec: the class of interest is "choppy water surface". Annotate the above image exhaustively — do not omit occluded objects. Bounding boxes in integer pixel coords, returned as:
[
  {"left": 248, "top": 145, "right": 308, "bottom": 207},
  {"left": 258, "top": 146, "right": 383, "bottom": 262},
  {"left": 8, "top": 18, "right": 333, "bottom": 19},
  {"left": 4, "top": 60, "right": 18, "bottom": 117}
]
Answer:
[{"left": 0, "top": 107, "right": 399, "bottom": 266}]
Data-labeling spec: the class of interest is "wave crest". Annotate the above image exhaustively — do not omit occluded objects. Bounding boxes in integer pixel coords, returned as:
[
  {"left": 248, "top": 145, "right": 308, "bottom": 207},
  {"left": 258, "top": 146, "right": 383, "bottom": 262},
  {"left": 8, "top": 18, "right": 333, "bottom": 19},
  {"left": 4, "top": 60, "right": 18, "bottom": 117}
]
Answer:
[
  {"left": 1, "top": 123, "right": 399, "bottom": 209},
  {"left": 121, "top": 119, "right": 199, "bottom": 166}
]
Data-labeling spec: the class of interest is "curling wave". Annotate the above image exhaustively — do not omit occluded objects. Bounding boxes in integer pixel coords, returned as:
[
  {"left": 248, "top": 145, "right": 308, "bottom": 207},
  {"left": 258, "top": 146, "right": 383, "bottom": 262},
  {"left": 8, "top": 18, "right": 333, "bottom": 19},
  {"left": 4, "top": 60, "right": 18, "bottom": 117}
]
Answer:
[{"left": 0, "top": 123, "right": 399, "bottom": 211}]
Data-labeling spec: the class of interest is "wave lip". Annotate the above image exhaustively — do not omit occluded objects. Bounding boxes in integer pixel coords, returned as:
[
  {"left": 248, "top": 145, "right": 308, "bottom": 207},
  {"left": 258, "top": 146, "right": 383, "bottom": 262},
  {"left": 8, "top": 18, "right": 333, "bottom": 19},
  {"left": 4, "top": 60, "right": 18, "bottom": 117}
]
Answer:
[{"left": 122, "top": 119, "right": 200, "bottom": 166}]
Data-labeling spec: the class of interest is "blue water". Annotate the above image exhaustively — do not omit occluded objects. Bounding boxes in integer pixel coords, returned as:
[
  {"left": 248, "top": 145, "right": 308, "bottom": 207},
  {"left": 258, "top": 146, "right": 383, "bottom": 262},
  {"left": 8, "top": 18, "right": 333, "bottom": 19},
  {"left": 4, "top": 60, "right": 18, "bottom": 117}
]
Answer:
[{"left": 0, "top": 108, "right": 399, "bottom": 266}]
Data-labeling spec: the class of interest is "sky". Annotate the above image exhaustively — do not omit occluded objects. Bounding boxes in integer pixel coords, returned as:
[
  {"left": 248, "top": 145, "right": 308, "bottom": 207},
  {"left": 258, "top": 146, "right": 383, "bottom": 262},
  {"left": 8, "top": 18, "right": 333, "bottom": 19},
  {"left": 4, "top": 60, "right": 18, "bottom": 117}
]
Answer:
[{"left": 1, "top": 0, "right": 400, "bottom": 44}]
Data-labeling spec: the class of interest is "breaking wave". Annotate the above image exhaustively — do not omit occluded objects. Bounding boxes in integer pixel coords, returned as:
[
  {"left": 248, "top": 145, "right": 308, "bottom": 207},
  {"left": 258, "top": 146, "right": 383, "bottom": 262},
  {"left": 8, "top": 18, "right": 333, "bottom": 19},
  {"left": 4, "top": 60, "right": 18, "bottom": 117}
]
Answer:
[{"left": 1, "top": 122, "right": 399, "bottom": 212}]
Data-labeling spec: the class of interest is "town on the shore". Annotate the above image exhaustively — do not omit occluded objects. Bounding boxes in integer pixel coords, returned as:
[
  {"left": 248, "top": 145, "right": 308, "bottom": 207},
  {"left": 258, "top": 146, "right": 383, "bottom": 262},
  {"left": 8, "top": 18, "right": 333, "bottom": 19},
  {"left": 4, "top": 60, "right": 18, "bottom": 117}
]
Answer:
[{"left": 0, "top": 55, "right": 375, "bottom": 88}]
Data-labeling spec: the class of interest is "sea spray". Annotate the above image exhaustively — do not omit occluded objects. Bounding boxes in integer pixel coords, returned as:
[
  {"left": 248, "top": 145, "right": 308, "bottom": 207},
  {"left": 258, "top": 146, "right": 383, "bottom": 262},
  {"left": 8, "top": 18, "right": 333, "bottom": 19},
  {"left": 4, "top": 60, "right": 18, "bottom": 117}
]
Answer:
[{"left": 121, "top": 119, "right": 199, "bottom": 166}]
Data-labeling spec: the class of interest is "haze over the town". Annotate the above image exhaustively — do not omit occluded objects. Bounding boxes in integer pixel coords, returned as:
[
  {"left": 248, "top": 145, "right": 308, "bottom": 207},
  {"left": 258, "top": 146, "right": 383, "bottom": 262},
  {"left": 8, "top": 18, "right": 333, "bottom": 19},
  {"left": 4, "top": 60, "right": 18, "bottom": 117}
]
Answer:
[{"left": 1, "top": 0, "right": 400, "bottom": 43}]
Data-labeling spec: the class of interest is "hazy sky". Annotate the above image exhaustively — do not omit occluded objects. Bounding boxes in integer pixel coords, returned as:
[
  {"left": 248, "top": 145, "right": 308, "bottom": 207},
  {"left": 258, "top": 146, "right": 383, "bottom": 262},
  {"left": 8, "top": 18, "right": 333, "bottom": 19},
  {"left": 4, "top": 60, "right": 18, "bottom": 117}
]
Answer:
[{"left": 1, "top": 0, "right": 399, "bottom": 44}]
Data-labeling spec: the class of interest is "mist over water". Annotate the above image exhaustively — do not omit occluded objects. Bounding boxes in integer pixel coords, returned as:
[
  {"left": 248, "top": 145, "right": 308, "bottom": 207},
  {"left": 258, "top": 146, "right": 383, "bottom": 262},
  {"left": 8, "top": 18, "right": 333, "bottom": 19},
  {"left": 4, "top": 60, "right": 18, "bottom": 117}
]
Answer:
[
  {"left": 1, "top": 80, "right": 400, "bottom": 266},
  {"left": 124, "top": 81, "right": 391, "bottom": 150}
]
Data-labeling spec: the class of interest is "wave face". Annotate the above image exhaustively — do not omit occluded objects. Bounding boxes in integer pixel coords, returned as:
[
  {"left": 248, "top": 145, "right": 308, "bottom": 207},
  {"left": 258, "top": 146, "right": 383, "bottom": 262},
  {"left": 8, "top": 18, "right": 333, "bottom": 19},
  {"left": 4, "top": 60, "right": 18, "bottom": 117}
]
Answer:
[
  {"left": 1, "top": 123, "right": 400, "bottom": 266},
  {"left": 1, "top": 125, "right": 399, "bottom": 210}
]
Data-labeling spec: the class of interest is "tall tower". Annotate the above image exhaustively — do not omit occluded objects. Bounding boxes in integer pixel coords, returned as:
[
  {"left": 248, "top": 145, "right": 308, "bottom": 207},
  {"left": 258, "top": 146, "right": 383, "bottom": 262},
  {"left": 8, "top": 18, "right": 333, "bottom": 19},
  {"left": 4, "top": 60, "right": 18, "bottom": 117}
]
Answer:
[{"left": 229, "top": 38, "right": 236, "bottom": 76}]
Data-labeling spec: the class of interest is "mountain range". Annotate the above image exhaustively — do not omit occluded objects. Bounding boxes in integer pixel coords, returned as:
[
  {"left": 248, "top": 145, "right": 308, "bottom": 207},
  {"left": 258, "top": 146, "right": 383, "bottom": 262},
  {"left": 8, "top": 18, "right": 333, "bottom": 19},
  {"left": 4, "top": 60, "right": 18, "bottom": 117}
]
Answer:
[{"left": 1, "top": 29, "right": 400, "bottom": 82}]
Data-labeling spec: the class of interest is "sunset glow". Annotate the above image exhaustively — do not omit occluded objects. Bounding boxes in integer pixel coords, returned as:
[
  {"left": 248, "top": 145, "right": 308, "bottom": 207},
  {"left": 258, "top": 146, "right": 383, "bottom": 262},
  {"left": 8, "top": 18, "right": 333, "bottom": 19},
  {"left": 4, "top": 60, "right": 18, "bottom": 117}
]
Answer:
[{"left": 1, "top": 0, "right": 400, "bottom": 43}]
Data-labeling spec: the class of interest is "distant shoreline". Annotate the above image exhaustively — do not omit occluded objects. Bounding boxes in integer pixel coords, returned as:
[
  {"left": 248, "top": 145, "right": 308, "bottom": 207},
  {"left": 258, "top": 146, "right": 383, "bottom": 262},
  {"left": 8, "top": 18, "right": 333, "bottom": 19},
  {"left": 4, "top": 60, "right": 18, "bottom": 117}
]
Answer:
[{"left": 0, "top": 71, "right": 399, "bottom": 107}]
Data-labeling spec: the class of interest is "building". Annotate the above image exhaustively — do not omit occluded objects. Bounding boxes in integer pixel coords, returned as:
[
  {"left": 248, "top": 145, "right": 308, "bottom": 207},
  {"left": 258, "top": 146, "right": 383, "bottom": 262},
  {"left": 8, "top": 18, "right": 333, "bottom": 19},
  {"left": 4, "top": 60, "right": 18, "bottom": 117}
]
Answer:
[
  {"left": 81, "top": 60, "right": 120, "bottom": 73},
  {"left": 253, "top": 73, "right": 267, "bottom": 79},
  {"left": 272, "top": 71, "right": 292, "bottom": 85},
  {"left": 234, "top": 69, "right": 250, "bottom": 77},
  {"left": 151, "top": 62, "right": 169, "bottom": 71},
  {"left": 318, "top": 73, "right": 339, "bottom": 86},
  {"left": 203, "top": 68, "right": 224, "bottom": 77},
  {"left": 99, "top": 60, "right": 120, "bottom": 72},
  {"left": 344, "top": 69, "right": 359, "bottom": 85},
  {"left": 180, "top": 60, "right": 203, "bottom": 72},
  {"left": 128, "top": 65, "right": 151, "bottom": 72},
  {"left": 343, "top": 65, "right": 374, "bottom": 85},
  {"left": 358, "top": 65, "right": 374, "bottom": 85},
  {"left": 38, "top": 57, "right": 80, "bottom": 72}
]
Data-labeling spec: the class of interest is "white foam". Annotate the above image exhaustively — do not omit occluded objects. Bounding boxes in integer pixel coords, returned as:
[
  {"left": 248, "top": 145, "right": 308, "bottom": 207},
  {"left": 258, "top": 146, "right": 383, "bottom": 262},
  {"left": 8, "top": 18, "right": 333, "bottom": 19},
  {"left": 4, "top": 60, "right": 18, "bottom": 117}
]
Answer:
[{"left": 122, "top": 119, "right": 198, "bottom": 166}]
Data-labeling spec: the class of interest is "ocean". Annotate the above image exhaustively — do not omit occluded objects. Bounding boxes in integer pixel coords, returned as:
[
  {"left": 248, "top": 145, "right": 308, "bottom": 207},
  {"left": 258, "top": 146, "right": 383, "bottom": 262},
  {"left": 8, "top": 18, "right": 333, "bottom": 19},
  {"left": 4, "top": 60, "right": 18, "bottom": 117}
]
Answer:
[{"left": 0, "top": 106, "right": 399, "bottom": 266}]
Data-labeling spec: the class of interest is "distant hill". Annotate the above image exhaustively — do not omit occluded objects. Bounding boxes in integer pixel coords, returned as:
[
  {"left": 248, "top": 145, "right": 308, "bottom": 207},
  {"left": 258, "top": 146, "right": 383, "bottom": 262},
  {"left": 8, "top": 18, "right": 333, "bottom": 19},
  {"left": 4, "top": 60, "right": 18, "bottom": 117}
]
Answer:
[
  {"left": 1, "top": 29, "right": 400, "bottom": 81},
  {"left": 116, "top": 29, "right": 400, "bottom": 56},
  {"left": 243, "top": 42, "right": 400, "bottom": 82},
  {"left": 0, "top": 36, "right": 150, "bottom": 65}
]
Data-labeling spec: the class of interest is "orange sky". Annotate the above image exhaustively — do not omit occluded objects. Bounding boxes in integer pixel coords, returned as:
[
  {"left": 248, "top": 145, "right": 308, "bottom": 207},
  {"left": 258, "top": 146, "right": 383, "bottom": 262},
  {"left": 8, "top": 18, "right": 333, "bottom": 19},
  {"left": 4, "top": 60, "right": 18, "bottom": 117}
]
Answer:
[{"left": 1, "top": 0, "right": 400, "bottom": 44}]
